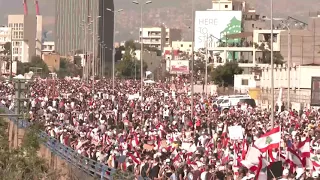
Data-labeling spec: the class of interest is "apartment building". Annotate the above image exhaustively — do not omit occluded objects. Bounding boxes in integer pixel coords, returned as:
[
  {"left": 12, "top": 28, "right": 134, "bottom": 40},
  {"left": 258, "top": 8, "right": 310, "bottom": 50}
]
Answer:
[
  {"left": 42, "top": 41, "right": 55, "bottom": 54},
  {"left": 139, "top": 26, "right": 182, "bottom": 51},
  {"left": 0, "top": 26, "right": 11, "bottom": 74},
  {"left": 0, "top": 26, "right": 11, "bottom": 52}
]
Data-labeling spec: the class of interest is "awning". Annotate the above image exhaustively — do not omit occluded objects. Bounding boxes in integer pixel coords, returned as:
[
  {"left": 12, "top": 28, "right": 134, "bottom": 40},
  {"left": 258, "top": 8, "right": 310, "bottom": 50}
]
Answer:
[{"left": 226, "top": 32, "right": 253, "bottom": 39}]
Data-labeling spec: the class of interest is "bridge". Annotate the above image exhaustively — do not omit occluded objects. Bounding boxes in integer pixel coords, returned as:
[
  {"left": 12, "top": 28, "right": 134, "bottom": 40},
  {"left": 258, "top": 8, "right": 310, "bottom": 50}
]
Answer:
[{"left": 1, "top": 105, "right": 115, "bottom": 180}]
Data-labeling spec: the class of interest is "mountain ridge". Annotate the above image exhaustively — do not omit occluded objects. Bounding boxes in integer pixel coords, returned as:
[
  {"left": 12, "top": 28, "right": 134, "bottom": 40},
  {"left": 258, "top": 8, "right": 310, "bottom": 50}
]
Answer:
[{"left": 0, "top": 0, "right": 318, "bottom": 41}]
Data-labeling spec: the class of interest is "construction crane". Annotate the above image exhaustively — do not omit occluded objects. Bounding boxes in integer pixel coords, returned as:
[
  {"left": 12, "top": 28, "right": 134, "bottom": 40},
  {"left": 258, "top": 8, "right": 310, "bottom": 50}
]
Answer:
[
  {"left": 23, "top": 0, "right": 28, "bottom": 15},
  {"left": 34, "top": 0, "right": 40, "bottom": 15}
]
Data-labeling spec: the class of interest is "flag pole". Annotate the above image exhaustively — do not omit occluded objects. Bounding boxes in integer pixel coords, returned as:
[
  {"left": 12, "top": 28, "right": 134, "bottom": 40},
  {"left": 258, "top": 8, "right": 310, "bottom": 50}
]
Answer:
[{"left": 279, "top": 125, "right": 281, "bottom": 161}]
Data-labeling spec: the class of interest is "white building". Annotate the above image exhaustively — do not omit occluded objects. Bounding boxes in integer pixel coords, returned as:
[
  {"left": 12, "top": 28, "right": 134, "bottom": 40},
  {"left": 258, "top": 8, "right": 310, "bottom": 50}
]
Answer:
[
  {"left": 139, "top": 26, "right": 182, "bottom": 51},
  {"left": 208, "top": 29, "right": 283, "bottom": 70},
  {"left": 0, "top": 26, "right": 11, "bottom": 74},
  {"left": 233, "top": 65, "right": 320, "bottom": 109},
  {"left": 0, "top": 26, "right": 11, "bottom": 47},
  {"left": 171, "top": 41, "right": 193, "bottom": 54},
  {"left": 8, "top": 14, "right": 40, "bottom": 73},
  {"left": 42, "top": 41, "right": 55, "bottom": 54},
  {"left": 210, "top": 0, "right": 235, "bottom": 11}
]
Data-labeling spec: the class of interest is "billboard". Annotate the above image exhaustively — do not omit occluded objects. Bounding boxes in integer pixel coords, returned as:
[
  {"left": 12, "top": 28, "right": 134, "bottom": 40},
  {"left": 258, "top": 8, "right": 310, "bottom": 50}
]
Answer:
[
  {"left": 194, "top": 11, "right": 242, "bottom": 50},
  {"left": 166, "top": 60, "right": 189, "bottom": 74},
  {"left": 311, "top": 77, "right": 320, "bottom": 106}
]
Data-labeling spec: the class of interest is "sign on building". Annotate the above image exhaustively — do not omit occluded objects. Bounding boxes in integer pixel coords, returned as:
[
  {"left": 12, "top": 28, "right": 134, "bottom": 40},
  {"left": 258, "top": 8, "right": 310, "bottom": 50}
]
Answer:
[
  {"left": 166, "top": 60, "right": 189, "bottom": 74},
  {"left": 194, "top": 11, "right": 242, "bottom": 50}
]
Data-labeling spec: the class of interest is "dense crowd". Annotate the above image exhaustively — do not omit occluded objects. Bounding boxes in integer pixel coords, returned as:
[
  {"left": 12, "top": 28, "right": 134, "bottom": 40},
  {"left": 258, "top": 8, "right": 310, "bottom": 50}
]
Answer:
[{"left": 1, "top": 77, "right": 320, "bottom": 180}]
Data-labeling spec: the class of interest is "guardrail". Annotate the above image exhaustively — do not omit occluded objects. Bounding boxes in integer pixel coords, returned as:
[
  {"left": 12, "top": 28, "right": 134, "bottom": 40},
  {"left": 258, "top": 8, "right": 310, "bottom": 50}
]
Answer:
[{"left": 1, "top": 105, "right": 115, "bottom": 180}]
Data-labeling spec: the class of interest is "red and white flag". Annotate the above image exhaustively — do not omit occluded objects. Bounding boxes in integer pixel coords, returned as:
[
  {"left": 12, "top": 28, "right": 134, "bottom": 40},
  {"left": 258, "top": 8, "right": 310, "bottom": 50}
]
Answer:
[
  {"left": 297, "top": 138, "right": 311, "bottom": 158},
  {"left": 256, "top": 156, "right": 269, "bottom": 180},
  {"left": 286, "top": 148, "right": 303, "bottom": 168},
  {"left": 254, "top": 127, "right": 281, "bottom": 153},
  {"left": 240, "top": 146, "right": 261, "bottom": 171}
]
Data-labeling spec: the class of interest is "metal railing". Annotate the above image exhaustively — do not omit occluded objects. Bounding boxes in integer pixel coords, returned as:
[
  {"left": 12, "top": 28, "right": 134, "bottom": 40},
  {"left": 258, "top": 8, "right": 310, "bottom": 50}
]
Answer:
[{"left": 1, "top": 105, "right": 115, "bottom": 180}]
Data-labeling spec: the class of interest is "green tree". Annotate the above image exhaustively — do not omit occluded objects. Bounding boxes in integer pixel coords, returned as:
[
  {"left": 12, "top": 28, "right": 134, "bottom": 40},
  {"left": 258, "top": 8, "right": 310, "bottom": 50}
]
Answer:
[
  {"left": 56, "top": 58, "right": 82, "bottom": 78},
  {"left": 16, "top": 56, "right": 50, "bottom": 76},
  {"left": 116, "top": 40, "right": 148, "bottom": 78},
  {"left": 0, "top": 42, "right": 11, "bottom": 55},
  {"left": 0, "top": 114, "right": 60, "bottom": 179},
  {"left": 211, "top": 61, "right": 243, "bottom": 87},
  {"left": 254, "top": 42, "right": 284, "bottom": 64}
]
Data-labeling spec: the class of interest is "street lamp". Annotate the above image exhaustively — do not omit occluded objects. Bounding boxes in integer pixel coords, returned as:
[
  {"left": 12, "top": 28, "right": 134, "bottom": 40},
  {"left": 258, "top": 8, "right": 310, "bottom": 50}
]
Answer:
[
  {"left": 270, "top": 0, "right": 274, "bottom": 128},
  {"left": 91, "top": 16, "right": 101, "bottom": 90},
  {"left": 106, "top": 8, "right": 123, "bottom": 92},
  {"left": 132, "top": 0, "right": 152, "bottom": 103}
]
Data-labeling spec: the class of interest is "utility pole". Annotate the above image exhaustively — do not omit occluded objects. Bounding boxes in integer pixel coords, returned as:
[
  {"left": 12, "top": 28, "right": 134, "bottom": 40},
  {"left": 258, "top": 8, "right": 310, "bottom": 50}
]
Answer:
[
  {"left": 10, "top": 28, "right": 13, "bottom": 82},
  {"left": 287, "top": 29, "right": 291, "bottom": 110},
  {"left": 270, "top": 0, "right": 275, "bottom": 128}
]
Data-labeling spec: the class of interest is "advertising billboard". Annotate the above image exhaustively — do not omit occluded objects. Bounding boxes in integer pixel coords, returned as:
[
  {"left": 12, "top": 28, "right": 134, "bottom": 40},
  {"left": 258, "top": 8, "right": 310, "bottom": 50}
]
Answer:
[
  {"left": 311, "top": 77, "right": 320, "bottom": 106},
  {"left": 166, "top": 60, "right": 189, "bottom": 74},
  {"left": 194, "top": 11, "right": 242, "bottom": 50}
]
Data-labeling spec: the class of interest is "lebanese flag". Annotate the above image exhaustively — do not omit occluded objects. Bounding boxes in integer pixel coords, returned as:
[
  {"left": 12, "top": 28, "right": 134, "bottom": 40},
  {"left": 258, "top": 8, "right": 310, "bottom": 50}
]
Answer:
[
  {"left": 254, "top": 126, "right": 281, "bottom": 153},
  {"left": 241, "top": 146, "right": 261, "bottom": 171},
  {"left": 241, "top": 140, "right": 248, "bottom": 160},
  {"left": 310, "top": 153, "right": 320, "bottom": 171},
  {"left": 256, "top": 156, "right": 269, "bottom": 180},
  {"left": 297, "top": 138, "right": 310, "bottom": 158},
  {"left": 126, "top": 153, "right": 140, "bottom": 164},
  {"left": 286, "top": 148, "right": 303, "bottom": 168}
]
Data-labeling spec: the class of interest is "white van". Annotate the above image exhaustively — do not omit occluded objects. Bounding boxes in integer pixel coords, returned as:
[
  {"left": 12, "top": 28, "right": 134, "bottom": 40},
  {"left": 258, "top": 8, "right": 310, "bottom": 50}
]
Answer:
[
  {"left": 214, "top": 95, "right": 250, "bottom": 106},
  {"left": 219, "top": 97, "right": 254, "bottom": 111}
]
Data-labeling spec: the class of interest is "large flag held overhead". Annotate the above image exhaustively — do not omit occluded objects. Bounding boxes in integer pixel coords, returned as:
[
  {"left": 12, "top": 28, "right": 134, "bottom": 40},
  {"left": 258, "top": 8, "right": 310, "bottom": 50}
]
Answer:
[
  {"left": 297, "top": 138, "right": 311, "bottom": 158},
  {"left": 254, "top": 127, "right": 281, "bottom": 153}
]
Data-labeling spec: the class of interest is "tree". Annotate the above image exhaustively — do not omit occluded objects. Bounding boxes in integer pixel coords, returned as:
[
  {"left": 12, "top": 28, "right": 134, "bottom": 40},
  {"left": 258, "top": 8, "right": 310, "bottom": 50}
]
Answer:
[
  {"left": 211, "top": 61, "right": 243, "bottom": 87},
  {"left": 0, "top": 114, "right": 60, "bottom": 179},
  {"left": 254, "top": 42, "right": 284, "bottom": 64},
  {"left": 116, "top": 58, "right": 147, "bottom": 78},
  {"left": 16, "top": 56, "right": 50, "bottom": 75},
  {"left": 56, "top": 58, "right": 82, "bottom": 78},
  {"left": 0, "top": 42, "right": 11, "bottom": 55},
  {"left": 116, "top": 40, "right": 148, "bottom": 78}
]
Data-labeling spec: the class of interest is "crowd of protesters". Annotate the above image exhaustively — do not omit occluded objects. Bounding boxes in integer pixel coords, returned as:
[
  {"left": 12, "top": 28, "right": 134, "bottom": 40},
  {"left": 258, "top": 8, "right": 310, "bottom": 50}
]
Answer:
[{"left": 1, "top": 77, "right": 320, "bottom": 180}]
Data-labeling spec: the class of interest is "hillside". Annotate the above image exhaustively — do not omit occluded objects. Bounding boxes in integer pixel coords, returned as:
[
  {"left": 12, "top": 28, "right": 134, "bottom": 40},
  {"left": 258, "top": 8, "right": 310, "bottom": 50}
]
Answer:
[{"left": 0, "top": 0, "right": 319, "bottom": 41}]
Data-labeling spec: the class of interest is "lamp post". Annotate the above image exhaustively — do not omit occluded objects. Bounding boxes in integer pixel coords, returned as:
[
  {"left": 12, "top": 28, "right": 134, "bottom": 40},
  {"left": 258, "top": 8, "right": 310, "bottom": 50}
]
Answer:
[
  {"left": 132, "top": 0, "right": 152, "bottom": 102},
  {"left": 91, "top": 16, "right": 101, "bottom": 90},
  {"left": 270, "top": 0, "right": 274, "bottom": 128},
  {"left": 191, "top": 0, "right": 195, "bottom": 125},
  {"left": 106, "top": 8, "right": 123, "bottom": 92}
]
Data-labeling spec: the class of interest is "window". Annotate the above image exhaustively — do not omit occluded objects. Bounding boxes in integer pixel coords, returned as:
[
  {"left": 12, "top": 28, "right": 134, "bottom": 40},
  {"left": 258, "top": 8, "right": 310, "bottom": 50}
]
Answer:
[
  {"left": 181, "top": 44, "right": 183, "bottom": 47},
  {"left": 18, "top": 31, "right": 23, "bottom": 39},
  {"left": 189, "top": 44, "right": 192, "bottom": 47},
  {"left": 252, "top": 24, "right": 254, "bottom": 28},
  {"left": 19, "top": 23, "right": 23, "bottom": 30},
  {"left": 241, "top": 79, "right": 249, "bottom": 85},
  {"left": 13, "top": 32, "right": 18, "bottom": 39},
  {"left": 225, "top": 5, "right": 228, "bottom": 8},
  {"left": 13, "top": 48, "right": 18, "bottom": 54}
]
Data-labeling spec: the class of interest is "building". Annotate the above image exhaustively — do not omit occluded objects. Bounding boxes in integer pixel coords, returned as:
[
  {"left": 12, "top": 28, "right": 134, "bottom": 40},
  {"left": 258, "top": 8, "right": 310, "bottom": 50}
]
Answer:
[
  {"left": 279, "top": 15, "right": 320, "bottom": 65},
  {"left": 42, "top": 53, "right": 60, "bottom": 72},
  {"left": 0, "top": 26, "right": 11, "bottom": 74},
  {"left": 8, "top": 15, "right": 39, "bottom": 73},
  {"left": 55, "top": 0, "right": 114, "bottom": 75},
  {"left": 171, "top": 41, "right": 193, "bottom": 54},
  {"left": 260, "top": 65, "right": 320, "bottom": 109},
  {"left": 139, "top": 26, "right": 182, "bottom": 51},
  {"left": 0, "top": 26, "right": 11, "bottom": 49},
  {"left": 42, "top": 41, "right": 55, "bottom": 54},
  {"left": 210, "top": 0, "right": 243, "bottom": 11},
  {"left": 35, "top": 15, "right": 43, "bottom": 57}
]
